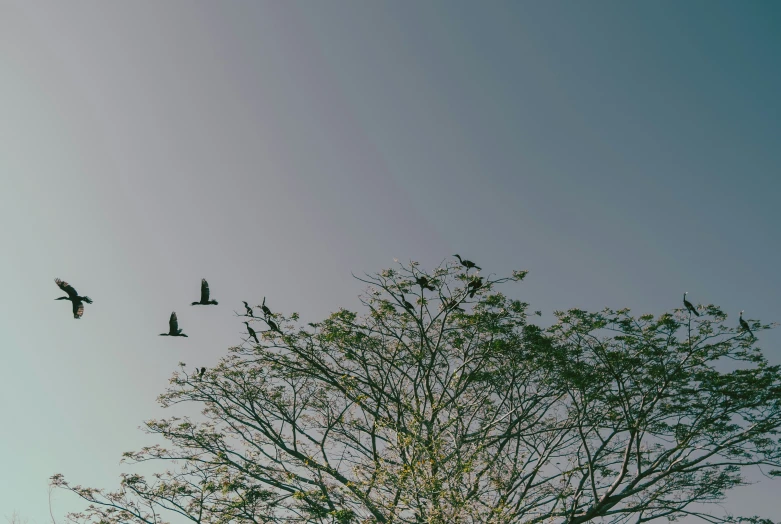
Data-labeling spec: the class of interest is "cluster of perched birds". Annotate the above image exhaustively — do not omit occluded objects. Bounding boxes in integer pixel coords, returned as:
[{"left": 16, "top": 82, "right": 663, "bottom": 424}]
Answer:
[
  {"left": 51, "top": 257, "right": 756, "bottom": 363},
  {"left": 683, "top": 291, "right": 754, "bottom": 337}
]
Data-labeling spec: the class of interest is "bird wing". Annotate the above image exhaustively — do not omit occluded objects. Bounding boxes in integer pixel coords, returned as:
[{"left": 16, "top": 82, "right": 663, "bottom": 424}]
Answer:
[
  {"left": 55, "top": 278, "right": 79, "bottom": 298},
  {"left": 170, "top": 312, "right": 179, "bottom": 332},
  {"left": 200, "top": 279, "right": 210, "bottom": 302},
  {"left": 73, "top": 301, "right": 84, "bottom": 319}
]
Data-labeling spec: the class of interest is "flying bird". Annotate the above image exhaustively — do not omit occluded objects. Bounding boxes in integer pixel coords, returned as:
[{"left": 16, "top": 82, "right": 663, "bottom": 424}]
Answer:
[
  {"left": 160, "top": 312, "right": 188, "bottom": 337},
  {"left": 191, "top": 279, "right": 218, "bottom": 306},
  {"left": 244, "top": 321, "right": 260, "bottom": 344},
  {"left": 242, "top": 301, "right": 254, "bottom": 317},
  {"left": 683, "top": 292, "right": 699, "bottom": 317},
  {"left": 260, "top": 297, "right": 272, "bottom": 318},
  {"left": 54, "top": 278, "right": 93, "bottom": 319},
  {"left": 739, "top": 310, "right": 754, "bottom": 338},
  {"left": 454, "top": 254, "right": 481, "bottom": 271}
]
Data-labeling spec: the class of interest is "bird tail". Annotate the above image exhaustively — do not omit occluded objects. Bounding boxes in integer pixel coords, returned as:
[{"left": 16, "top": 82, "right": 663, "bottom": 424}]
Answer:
[{"left": 82, "top": 296, "right": 93, "bottom": 304}]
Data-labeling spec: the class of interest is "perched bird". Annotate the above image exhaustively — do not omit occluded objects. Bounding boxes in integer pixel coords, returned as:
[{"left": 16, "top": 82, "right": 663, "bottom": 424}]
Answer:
[
  {"left": 242, "top": 301, "right": 254, "bottom": 317},
  {"left": 739, "top": 311, "right": 754, "bottom": 338},
  {"left": 244, "top": 321, "right": 260, "bottom": 344},
  {"left": 468, "top": 277, "right": 484, "bottom": 298},
  {"left": 400, "top": 293, "right": 415, "bottom": 311},
  {"left": 260, "top": 297, "right": 272, "bottom": 318},
  {"left": 160, "top": 312, "right": 188, "bottom": 337},
  {"left": 265, "top": 317, "right": 280, "bottom": 333},
  {"left": 192, "top": 279, "right": 218, "bottom": 306},
  {"left": 454, "top": 254, "right": 481, "bottom": 271},
  {"left": 683, "top": 292, "right": 699, "bottom": 317},
  {"left": 415, "top": 276, "right": 435, "bottom": 291},
  {"left": 54, "top": 278, "right": 93, "bottom": 319},
  {"left": 199, "top": 367, "right": 206, "bottom": 378},
  {"left": 443, "top": 299, "right": 464, "bottom": 312}
]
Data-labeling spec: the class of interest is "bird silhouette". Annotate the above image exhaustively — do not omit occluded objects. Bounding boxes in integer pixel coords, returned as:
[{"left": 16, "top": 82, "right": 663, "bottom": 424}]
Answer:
[
  {"left": 400, "top": 293, "right": 415, "bottom": 311},
  {"left": 683, "top": 292, "right": 699, "bottom": 317},
  {"left": 160, "top": 312, "right": 188, "bottom": 337},
  {"left": 443, "top": 299, "right": 464, "bottom": 312},
  {"left": 244, "top": 321, "right": 260, "bottom": 343},
  {"left": 415, "top": 276, "right": 435, "bottom": 291},
  {"left": 454, "top": 254, "right": 481, "bottom": 271},
  {"left": 198, "top": 367, "right": 206, "bottom": 378},
  {"left": 468, "top": 277, "right": 484, "bottom": 298},
  {"left": 54, "top": 278, "right": 93, "bottom": 319},
  {"left": 191, "top": 279, "right": 218, "bottom": 306},
  {"left": 260, "top": 297, "right": 272, "bottom": 317},
  {"left": 265, "top": 317, "right": 280, "bottom": 333},
  {"left": 739, "top": 311, "right": 754, "bottom": 338},
  {"left": 242, "top": 301, "right": 254, "bottom": 317}
]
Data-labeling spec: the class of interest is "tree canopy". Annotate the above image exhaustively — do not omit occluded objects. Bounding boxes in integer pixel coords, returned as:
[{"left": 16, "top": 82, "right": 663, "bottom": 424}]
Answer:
[{"left": 52, "top": 260, "right": 781, "bottom": 524}]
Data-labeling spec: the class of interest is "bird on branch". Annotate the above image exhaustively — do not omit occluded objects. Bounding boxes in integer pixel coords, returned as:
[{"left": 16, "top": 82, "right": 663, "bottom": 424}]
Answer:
[
  {"left": 683, "top": 292, "right": 699, "bottom": 317},
  {"left": 244, "top": 321, "right": 260, "bottom": 343},
  {"left": 454, "top": 254, "right": 481, "bottom": 271},
  {"left": 265, "top": 317, "right": 280, "bottom": 333},
  {"left": 415, "top": 276, "right": 435, "bottom": 291},
  {"left": 468, "top": 277, "right": 484, "bottom": 298},
  {"left": 739, "top": 310, "right": 754, "bottom": 338},
  {"left": 400, "top": 293, "right": 415, "bottom": 311},
  {"left": 242, "top": 301, "right": 254, "bottom": 317},
  {"left": 443, "top": 299, "right": 464, "bottom": 312},
  {"left": 260, "top": 297, "right": 272, "bottom": 318}
]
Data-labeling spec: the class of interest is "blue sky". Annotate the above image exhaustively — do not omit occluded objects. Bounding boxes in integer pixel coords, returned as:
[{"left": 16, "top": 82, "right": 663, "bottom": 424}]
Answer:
[{"left": 1, "top": 1, "right": 779, "bottom": 521}]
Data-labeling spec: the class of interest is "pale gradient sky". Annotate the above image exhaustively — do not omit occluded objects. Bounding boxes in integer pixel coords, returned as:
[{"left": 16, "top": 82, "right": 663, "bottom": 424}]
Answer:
[{"left": 1, "top": 1, "right": 780, "bottom": 521}]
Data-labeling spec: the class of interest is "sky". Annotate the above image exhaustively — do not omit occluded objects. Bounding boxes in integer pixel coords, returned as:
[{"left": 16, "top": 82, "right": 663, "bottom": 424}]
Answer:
[{"left": 1, "top": 1, "right": 780, "bottom": 521}]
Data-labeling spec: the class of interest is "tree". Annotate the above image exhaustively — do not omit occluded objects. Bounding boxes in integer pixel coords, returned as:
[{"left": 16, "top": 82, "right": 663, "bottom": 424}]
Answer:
[
  {"left": 5, "top": 512, "right": 29, "bottom": 524},
  {"left": 52, "top": 260, "right": 781, "bottom": 524}
]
